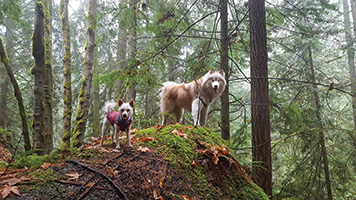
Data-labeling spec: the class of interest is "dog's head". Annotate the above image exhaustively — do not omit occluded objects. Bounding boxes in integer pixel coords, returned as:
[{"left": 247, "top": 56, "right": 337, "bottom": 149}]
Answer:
[
  {"left": 203, "top": 69, "right": 226, "bottom": 94},
  {"left": 118, "top": 99, "right": 134, "bottom": 120}
]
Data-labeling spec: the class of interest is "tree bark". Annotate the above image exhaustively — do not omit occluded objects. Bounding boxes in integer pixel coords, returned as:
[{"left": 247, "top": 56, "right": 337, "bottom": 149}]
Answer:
[
  {"left": 126, "top": 2, "right": 138, "bottom": 102},
  {"left": 32, "top": 0, "right": 54, "bottom": 154},
  {"left": 249, "top": 0, "right": 272, "bottom": 197},
  {"left": 114, "top": 10, "right": 128, "bottom": 100},
  {"left": 59, "top": 0, "right": 72, "bottom": 150},
  {"left": 220, "top": 0, "right": 230, "bottom": 140},
  {"left": 43, "top": 0, "right": 53, "bottom": 154},
  {"left": 72, "top": 0, "right": 97, "bottom": 148},
  {"left": 307, "top": 47, "right": 333, "bottom": 200},
  {"left": 0, "top": 37, "right": 31, "bottom": 151},
  {"left": 91, "top": 42, "right": 100, "bottom": 137},
  {"left": 348, "top": 0, "right": 356, "bottom": 129}
]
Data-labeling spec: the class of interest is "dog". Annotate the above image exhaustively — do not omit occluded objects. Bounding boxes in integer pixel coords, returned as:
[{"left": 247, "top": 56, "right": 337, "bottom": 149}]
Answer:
[
  {"left": 160, "top": 69, "right": 226, "bottom": 126},
  {"left": 100, "top": 99, "right": 134, "bottom": 149}
]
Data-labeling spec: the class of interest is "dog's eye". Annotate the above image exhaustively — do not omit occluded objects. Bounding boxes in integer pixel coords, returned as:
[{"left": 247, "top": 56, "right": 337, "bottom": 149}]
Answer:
[
  {"left": 126, "top": 109, "right": 130, "bottom": 112},
  {"left": 121, "top": 109, "right": 124, "bottom": 112}
]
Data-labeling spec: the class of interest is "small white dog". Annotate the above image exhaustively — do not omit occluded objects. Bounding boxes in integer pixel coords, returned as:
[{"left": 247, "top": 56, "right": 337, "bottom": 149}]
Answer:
[
  {"left": 100, "top": 99, "right": 134, "bottom": 149},
  {"left": 160, "top": 69, "right": 226, "bottom": 126}
]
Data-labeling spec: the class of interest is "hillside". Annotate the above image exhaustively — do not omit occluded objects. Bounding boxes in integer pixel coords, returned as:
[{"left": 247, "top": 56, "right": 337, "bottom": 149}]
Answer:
[{"left": 0, "top": 124, "right": 268, "bottom": 200}]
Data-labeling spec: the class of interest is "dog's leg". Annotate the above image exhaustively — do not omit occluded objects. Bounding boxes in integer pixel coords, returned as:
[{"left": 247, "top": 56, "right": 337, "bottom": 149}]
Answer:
[
  {"left": 199, "top": 105, "right": 210, "bottom": 126},
  {"left": 114, "top": 124, "right": 120, "bottom": 149},
  {"left": 174, "top": 108, "right": 184, "bottom": 123},
  {"left": 192, "top": 98, "right": 202, "bottom": 126},
  {"left": 125, "top": 128, "right": 133, "bottom": 148},
  {"left": 162, "top": 114, "right": 168, "bottom": 125},
  {"left": 100, "top": 120, "right": 109, "bottom": 146}
]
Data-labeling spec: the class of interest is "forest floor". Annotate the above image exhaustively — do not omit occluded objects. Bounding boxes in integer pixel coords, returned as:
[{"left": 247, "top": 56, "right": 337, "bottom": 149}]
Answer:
[{"left": 0, "top": 124, "right": 268, "bottom": 200}]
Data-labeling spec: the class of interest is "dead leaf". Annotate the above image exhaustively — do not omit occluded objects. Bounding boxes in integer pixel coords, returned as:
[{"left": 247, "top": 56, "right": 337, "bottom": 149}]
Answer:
[
  {"left": 137, "top": 147, "right": 150, "bottom": 152},
  {"left": 40, "top": 163, "right": 51, "bottom": 169},
  {"left": 132, "top": 137, "right": 157, "bottom": 143},
  {"left": 66, "top": 172, "right": 81, "bottom": 181},
  {"left": 181, "top": 195, "right": 191, "bottom": 200},
  {"left": 191, "top": 160, "right": 197, "bottom": 168},
  {"left": 130, "top": 128, "right": 138, "bottom": 133},
  {"left": 153, "top": 189, "right": 163, "bottom": 200},
  {"left": 159, "top": 177, "right": 164, "bottom": 188},
  {"left": 0, "top": 185, "right": 20, "bottom": 199},
  {"left": 172, "top": 129, "right": 188, "bottom": 139}
]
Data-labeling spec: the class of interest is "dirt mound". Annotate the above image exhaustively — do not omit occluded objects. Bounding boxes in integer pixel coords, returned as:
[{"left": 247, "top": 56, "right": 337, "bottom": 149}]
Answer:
[{"left": 1, "top": 124, "right": 268, "bottom": 200}]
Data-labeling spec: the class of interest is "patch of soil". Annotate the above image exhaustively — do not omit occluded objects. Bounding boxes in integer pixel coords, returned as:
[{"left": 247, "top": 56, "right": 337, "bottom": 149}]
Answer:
[{"left": 4, "top": 148, "right": 199, "bottom": 200}]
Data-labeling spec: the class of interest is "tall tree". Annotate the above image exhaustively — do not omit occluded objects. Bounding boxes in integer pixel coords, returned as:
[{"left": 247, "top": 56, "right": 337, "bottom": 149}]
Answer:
[
  {"left": 114, "top": 0, "right": 128, "bottom": 101},
  {"left": 126, "top": 2, "right": 138, "bottom": 102},
  {"left": 59, "top": 0, "right": 72, "bottom": 150},
  {"left": 348, "top": 0, "right": 356, "bottom": 129},
  {"left": 249, "top": 0, "right": 272, "bottom": 197},
  {"left": 72, "top": 0, "right": 97, "bottom": 148},
  {"left": 220, "top": 0, "right": 230, "bottom": 140},
  {"left": 307, "top": 47, "right": 333, "bottom": 200},
  {"left": 0, "top": 37, "right": 31, "bottom": 151},
  {"left": 32, "top": 0, "right": 53, "bottom": 154},
  {"left": 0, "top": 5, "right": 13, "bottom": 128},
  {"left": 91, "top": 41, "right": 100, "bottom": 137}
]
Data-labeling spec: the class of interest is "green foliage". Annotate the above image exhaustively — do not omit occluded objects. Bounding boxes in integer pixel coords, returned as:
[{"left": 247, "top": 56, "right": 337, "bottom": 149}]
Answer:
[
  {"left": 13, "top": 150, "right": 61, "bottom": 169},
  {"left": 0, "top": 0, "right": 21, "bottom": 22}
]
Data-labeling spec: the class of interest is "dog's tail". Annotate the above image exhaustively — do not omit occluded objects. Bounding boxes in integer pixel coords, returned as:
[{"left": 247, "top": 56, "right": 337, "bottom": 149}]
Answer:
[
  {"left": 101, "top": 101, "right": 117, "bottom": 113},
  {"left": 160, "top": 81, "right": 178, "bottom": 97}
]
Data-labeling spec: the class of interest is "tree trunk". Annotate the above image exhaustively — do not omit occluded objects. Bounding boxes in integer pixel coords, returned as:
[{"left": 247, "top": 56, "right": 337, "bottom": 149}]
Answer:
[
  {"left": 114, "top": 15, "right": 128, "bottom": 100},
  {"left": 249, "top": 0, "right": 272, "bottom": 197},
  {"left": 0, "top": 37, "right": 31, "bottom": 151},
  {"left": 43, "top": 0, "right": 53, "bottom": 154},
  {"left": 32, "top": 0, "right": 53, "bottom": 154},
  {"left": 91, "top": 42, "right": 100, "bottom": 137},
  {"left": 307, "top": 47, "right": 333, "bottom": 200},
  {"left": 126, "top": 2, "right": 138, "bottom": 102},
  {"left": 348, "top": 0, "right": 356, "bottom": 129},
  {"left": 72, "top": 0, "right": 97, "bottom": 148},
  {"left": 0, "top": 12, "right": 13, "bottom": 128},
  {"left": 220, "top": 0, "right": 230, "bottom": 140},
  {"left": 59, "top": 0, "right": 72, "bottom": 150}
]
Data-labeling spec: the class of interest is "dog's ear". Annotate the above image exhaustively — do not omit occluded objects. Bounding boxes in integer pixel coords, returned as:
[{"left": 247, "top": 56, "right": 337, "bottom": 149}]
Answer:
[
  {"left": 209, "top": 69, "right": 215, "bottom": 74},
  {"left": 118, "top": 99, "right": 123, "bottom": 106},
  {"left": 219, "top": 69, "right": 225, "bottom": 76},
  {"left": 129, "top": 100, "right": 134, "bottom": 108}
]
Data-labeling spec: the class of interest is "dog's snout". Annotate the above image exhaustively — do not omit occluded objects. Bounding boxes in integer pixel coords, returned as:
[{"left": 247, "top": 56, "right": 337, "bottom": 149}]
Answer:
[{"left": 123, "top": 113, "right": 127, "bottom": 118}]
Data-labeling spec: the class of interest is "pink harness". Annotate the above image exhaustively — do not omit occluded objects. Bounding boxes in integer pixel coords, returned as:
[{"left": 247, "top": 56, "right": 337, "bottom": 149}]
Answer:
[
  {"left": 106, "top": 111, "right": 133, "bottom": 131},
  {"left": 106, "top": 111, "right": 119, "bottom": 126}
]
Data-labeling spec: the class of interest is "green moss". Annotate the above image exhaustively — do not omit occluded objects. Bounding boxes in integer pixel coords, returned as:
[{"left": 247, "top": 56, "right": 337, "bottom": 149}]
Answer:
[
  {"left": 13, "top": 150, "right": 61, "bottom": 169},
  {"left": 135, "top": 124, "right": 268, "bottom": 199},
  {"left": 28, "top": 168, "right": 55, "bottom": 189}
]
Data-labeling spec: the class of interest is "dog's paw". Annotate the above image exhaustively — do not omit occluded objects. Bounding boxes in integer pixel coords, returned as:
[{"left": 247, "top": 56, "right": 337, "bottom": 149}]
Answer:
[{"left": 125, "top": 143, "right": 133, "bottom": 148}]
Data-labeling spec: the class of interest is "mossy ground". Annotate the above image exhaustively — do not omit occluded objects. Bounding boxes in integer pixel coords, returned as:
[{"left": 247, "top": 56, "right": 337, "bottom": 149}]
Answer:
[{"left": 3, "top": 124, "right": 268, "bottom": 200}]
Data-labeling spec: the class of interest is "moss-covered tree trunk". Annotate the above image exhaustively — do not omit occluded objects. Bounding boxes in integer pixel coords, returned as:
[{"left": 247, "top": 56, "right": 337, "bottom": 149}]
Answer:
[
  {"left": 72, "top": 0, "right": 97, "bottom": 148},
  {"left": 32, "top": 0, "right": 53, "bottom": 154},
  {"left": 59, "top": 0, "right": 72, "bottom": 150},
  {"left": 220, "top": 0, "right": 230, "bottom": 140},
  {"left": 0, "top": 37, "right": 31, "bottom": 151},
  {"left": 43, "top": 0, "right": 53, "bottom": 153},
  {"left": 91, "top": 43, "right": 100, "bottom": 137}
]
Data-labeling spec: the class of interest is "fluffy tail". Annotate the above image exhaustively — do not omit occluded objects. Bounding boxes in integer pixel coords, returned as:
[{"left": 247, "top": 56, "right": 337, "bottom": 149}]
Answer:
[
  {"left": 160, "top": 81, "right": 178, "bottom": 97},
  {"left": 101, "top": 101, "right": 117, "bottom": 113}
]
